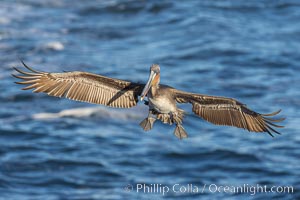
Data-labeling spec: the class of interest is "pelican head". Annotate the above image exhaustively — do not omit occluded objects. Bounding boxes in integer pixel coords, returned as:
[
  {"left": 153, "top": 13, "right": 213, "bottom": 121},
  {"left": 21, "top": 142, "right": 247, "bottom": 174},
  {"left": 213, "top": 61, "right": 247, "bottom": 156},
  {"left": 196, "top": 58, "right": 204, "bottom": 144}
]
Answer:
[{"left": 140, "top": 64, "right": 160, "bottom": 101}]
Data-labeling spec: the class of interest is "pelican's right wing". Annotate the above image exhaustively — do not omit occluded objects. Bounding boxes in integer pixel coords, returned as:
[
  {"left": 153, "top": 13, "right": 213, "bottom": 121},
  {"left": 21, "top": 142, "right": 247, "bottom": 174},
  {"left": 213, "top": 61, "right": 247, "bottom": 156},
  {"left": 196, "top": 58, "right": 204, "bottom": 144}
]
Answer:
[
  {"left": 173, "top": 89, "right": 285, "bottom": 137},
  {"left": 13, "top": 61, "right": 145, "bottom": 108}
]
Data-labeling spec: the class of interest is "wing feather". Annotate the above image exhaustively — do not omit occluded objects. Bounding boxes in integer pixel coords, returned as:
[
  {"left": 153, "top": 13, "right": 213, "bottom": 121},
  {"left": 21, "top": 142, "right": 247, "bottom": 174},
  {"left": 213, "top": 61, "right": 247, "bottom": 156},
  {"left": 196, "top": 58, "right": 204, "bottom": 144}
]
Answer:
[
  {"left": 173, "top": 89, "right": 284, "bottom": 136},
  {"left": 13, "top": 62, "right": 144, "bottom": 108}
]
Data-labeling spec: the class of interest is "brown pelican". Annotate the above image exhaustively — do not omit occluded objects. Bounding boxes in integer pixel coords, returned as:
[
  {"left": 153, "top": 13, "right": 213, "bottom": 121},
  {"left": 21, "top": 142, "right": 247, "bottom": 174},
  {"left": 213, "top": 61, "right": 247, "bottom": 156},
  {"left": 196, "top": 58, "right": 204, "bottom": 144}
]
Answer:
[{"left": 13, "top": 61, "right": 284, "bottom": 139}]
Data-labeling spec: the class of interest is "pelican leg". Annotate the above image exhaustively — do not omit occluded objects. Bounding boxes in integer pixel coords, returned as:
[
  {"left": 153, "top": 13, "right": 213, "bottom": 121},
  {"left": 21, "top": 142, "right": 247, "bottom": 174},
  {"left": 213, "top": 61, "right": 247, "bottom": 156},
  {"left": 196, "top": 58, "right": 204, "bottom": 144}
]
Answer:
[
  {"left": 170, "top": 111, "right": 188, "bottom": 139},
  {"left": 139, "top": 110, "right": 156, "bottom": 131}
]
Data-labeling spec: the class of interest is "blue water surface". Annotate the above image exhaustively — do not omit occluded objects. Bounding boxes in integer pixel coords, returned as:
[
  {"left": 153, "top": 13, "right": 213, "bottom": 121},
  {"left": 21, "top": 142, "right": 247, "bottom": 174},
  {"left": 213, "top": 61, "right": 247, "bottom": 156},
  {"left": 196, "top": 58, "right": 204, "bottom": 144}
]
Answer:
[{"left": 0, "top": 0, "right": 299, "bottom": 199}]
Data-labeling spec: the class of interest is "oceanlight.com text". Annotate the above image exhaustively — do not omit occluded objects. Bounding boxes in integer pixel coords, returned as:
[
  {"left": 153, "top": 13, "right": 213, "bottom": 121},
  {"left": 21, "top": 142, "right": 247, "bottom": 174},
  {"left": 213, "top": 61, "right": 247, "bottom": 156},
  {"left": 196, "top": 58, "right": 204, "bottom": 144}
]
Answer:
[{"left": 124, "top": 183, "right": 294, "bottom": 196}]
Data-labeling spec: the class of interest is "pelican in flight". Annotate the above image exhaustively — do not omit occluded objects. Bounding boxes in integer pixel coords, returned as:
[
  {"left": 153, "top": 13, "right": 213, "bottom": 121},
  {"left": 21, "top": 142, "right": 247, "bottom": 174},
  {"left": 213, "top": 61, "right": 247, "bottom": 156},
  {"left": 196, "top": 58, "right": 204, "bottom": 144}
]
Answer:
[{"left": 13, "top": 62, "right": 284, "bottom": 139}]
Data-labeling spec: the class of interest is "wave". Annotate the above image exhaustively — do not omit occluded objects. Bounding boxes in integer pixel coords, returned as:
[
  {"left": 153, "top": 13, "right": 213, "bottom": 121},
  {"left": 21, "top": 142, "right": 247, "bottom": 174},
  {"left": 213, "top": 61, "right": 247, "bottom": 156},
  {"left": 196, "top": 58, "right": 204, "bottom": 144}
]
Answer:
[
  {"left": 164, "top": 149, "right": 261, "bottom": 163},
  {"left": 44, "top": 41, "right": 64, "bottom": 51},
  {"left": 32, "top": 106, "right": 147, "bottom": 121}
]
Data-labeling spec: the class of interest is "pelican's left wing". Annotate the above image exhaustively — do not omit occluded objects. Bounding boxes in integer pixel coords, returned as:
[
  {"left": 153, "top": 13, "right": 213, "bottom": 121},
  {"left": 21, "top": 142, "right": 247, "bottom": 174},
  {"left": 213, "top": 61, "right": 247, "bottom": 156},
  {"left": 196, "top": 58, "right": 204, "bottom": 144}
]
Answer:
[
  {"left": 173, "top": 89, "right": 285, "bottom": 136},
  {"left": 13, "top": 61, "right": 144, "bottom": 108}
]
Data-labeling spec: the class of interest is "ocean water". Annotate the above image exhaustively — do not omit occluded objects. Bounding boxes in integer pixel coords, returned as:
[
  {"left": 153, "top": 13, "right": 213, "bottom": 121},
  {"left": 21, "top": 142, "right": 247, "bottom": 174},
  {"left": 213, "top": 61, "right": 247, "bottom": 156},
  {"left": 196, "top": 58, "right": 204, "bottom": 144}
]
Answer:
[{"left": 0, "top": 0, "right": 299, "bottom": 199}]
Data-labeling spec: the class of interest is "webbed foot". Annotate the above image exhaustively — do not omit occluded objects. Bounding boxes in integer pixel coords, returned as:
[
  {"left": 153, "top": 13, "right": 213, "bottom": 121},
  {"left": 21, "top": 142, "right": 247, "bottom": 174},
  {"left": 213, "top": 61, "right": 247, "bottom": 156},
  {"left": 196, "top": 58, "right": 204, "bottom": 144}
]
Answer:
[
  {"left": 174, "top": 125, "right": 188, "bottom": 139},
  {"left": 139, "top": 117, "right": 156, "bottom": 131}
]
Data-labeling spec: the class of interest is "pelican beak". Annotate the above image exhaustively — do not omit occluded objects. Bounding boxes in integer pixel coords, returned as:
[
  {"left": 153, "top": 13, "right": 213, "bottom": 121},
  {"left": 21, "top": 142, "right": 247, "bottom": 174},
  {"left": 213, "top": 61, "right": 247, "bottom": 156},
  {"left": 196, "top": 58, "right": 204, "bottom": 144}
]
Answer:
[{"left": 140, "top": 70, "right": 157, "bottom": 101}]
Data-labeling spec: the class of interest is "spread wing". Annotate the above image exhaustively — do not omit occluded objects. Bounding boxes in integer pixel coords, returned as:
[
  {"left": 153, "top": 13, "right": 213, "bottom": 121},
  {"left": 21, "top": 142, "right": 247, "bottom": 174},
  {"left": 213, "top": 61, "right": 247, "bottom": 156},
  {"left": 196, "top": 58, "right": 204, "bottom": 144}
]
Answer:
[
  {"left": 173, "top": 89, "right": 285, "bottom": 136},
  {"left": 13, "top": 61, "right": 144, "bottom": 108}
]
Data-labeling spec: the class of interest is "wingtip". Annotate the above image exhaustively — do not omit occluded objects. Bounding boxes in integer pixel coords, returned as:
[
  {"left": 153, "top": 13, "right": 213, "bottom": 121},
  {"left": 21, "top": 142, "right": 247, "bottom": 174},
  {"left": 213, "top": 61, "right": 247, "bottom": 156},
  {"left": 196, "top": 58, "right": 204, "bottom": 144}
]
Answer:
[
  {"left": 11, "top": 73, "right": 18, "bottom": 79},
  {"left": 12, "top": 67, "right": 21, "bottom": 74},
  {"left": 262, "top": 109, "right": 282, "bottom": 116},
  {"left": 265, "top": 117, "right": 285, "bottom": 123},
  {"left": 266, "top": 124, "right": 282, "bottom": 136},
  {"left": 268, "top": 132, "right": 275, "bottom": 137},
  {"left": 23, "top": 61, "right": 42, "bottom": 73},
  {"left": 20, "top": 59, "right": 25, "bottom": 66}
]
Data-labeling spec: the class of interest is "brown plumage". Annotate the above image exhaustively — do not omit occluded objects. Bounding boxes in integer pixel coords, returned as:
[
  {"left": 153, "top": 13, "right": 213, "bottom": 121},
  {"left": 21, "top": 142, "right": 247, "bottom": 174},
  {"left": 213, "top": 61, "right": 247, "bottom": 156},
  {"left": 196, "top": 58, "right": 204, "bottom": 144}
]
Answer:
[
  {"left": 13, "top": 62, "right": 285, "bottom": 139},
  {"left": 173, "top": 90, "right": 284, "bottom": 137},
  {"left": 13, "top": 61, "right": 144, "bottom": 108}
]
